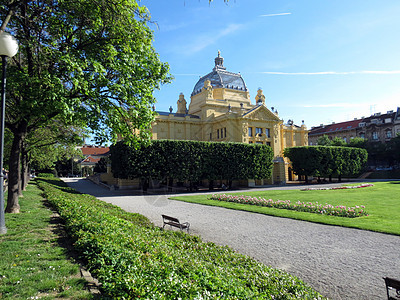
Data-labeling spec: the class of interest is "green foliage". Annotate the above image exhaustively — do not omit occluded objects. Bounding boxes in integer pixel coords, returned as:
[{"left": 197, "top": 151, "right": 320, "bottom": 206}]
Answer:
[
  {"left": 3, "top": 0, "right": 171, "bottom": 145},
  {"left": 36, "top": 177, "right": 324, "bottom": 299},
  {"left": 37, "top": 173, "right": 55, "bottom": 178},
  {"left": 331, "top": 137, "right": 347, "bottom": 146},
  {"left": 94, "top": 157, "right": 109, "bottom": 173},
  {"left": 110, "top": 140, "right": 274, "bottom": 183},
  {"left": 348, "top": 137, "right": 367, "bottom": 148},
  {"left": 316, "top": 135, "right": 332, "bottom": 145},
  {"left": 27, "top": 124, "right": 85, "bottom": 171},
  {"left": 284, "top": 146, "right": 368, "bottom": 179},
  {"left": 55, "top": 158, "right": 81, "bottom": 177}
]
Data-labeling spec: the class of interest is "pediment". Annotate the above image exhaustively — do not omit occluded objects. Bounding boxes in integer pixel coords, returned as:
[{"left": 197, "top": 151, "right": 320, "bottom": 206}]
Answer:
[{"left": 243, "top": 105, "right": 280, "bottom": 122}]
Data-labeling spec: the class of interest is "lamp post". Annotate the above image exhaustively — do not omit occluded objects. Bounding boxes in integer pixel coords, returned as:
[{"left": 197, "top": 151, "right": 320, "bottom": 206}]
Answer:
[{"left": 0, "top": 32, "right": 18, "bottom": 234}]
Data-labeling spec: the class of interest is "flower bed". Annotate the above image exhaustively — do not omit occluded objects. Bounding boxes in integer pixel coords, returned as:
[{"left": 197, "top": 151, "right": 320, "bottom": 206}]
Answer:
[
  {"left": 301, "top": 183, "right": 373, "bottom": 191},
  {"left": 208, "top": 194, "right": 368, "bottom": 218}
]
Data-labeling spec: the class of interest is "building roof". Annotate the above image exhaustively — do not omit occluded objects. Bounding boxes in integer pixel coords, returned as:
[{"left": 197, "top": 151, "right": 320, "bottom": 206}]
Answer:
[
  {"left": 81, "top": 155, "right": 101, "bottom": 164},
  {"left": 156, "top": 111, "right": 200, "bottom": 119},
  {"left": 81, "top": 145, "right": 110, "bottom": 156},
  {"left": 309, "top": 119, "right": 361, "bottom": 136},
  {"left": 192, "top": 51, "right": 247, "bottom": 96},
  {"left": 362, "top": 110, "right": 395, "bottom": 124}
]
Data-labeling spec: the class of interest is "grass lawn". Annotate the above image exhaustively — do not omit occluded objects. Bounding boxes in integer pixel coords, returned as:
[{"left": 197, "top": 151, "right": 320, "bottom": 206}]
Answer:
[
  {"left": 170, "top": 181, "right": 400, "bottom": 236},
  {"left": 0, "top": 182, "right": 94, "bottom": 300}
]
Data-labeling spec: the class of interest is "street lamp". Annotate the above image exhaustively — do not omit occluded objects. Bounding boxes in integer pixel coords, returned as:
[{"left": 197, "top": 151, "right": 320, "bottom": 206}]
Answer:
[{"left": 0, "top": 32, "right": 18, "bottom": 234}]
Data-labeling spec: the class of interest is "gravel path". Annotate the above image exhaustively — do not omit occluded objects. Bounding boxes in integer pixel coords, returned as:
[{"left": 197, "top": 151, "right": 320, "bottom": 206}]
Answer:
[{"left": 62, "top": 178, "right": 400, "bottom": 300}]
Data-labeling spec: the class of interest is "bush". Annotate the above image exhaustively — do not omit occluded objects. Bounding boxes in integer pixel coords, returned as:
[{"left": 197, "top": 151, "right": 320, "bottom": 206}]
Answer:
[
  {"left": 284, "top": 146, "right": 368, "bottom": 182},
  {"left": 110, "top": 140, "right": 274, "bottom": 184},
  {"left": 36, "top": 177, "right": 325, "bottom": 299},
  {"left": 37, "top": 172, "right": 55, "bottom": 178}
]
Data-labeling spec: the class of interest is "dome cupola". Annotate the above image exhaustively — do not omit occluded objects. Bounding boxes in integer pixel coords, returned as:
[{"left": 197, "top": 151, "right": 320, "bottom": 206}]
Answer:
[{"left": 192, "top": 51, "right": 247, "bottom": 96}]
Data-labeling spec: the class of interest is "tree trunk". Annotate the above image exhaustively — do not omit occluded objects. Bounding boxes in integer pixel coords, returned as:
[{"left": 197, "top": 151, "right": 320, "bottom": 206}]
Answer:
[
  {"left": 21, "top": 149, "right": 29, "bottom": 191},
  {"left": 6, "top": 131, "right": 24, "bottom": 213},
  {"left": 209, "top": 179, "right": 214, "bottom": 190}
]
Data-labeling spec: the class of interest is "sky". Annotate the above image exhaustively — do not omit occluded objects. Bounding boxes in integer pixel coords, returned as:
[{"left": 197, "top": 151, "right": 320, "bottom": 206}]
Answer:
[{"left": 140, "top": 0, "right": 400, "bottom": 128}]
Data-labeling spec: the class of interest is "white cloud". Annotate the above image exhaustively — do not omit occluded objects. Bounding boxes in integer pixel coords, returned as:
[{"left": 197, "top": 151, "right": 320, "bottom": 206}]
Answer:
[
  {"left": 260, "top": 70, "right": 400, "bottom": 75},
  {"left": 173, "top": 73, "right": 201, "bottom": 76},
  {"left": 260, "top": 13, "right": 292, "bottom": 17},
  {"left": 181, "top": 23, "right": 243, "bottom": 54},
  {"left": 303, "top": 103, "right": 361, "bottom": 108}
]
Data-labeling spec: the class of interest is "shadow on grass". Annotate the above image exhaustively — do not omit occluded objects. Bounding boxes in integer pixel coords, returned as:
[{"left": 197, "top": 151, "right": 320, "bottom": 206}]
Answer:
[{"left": 43, "top": 199, "right": 103, "bottom": 299}]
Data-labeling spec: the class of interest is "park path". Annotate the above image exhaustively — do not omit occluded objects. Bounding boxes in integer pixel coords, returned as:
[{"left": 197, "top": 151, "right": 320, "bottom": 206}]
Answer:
[{"left": 62, "top": 178, "right": 400, "bottom": 300}]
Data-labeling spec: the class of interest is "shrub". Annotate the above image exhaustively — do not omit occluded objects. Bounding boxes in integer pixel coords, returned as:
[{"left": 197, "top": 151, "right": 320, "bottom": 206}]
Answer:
[{"left": 37, "top": 172, "right": 55, "bottom": 178}]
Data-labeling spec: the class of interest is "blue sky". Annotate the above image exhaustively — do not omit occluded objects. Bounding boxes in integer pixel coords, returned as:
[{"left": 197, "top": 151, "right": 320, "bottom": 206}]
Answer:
[{"left": 141, "top": 0, "right": 400, "bottom": 128}]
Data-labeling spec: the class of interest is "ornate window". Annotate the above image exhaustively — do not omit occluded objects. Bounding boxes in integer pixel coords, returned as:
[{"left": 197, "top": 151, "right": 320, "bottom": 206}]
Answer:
[
  {"left": 386, "top": 130, "right": 392, "bottom": 139},
  {"left": 256, "top": 127, "right": 262, "bottom": 135},
  {"left": 265, "top": 128, "right": 271, "bottom": 138},
  {"left": 248, "top": 127, "right": 253, "bottom": 137},
  {"left": 372, "top": 132, "right": 378, "bottom": 140}
]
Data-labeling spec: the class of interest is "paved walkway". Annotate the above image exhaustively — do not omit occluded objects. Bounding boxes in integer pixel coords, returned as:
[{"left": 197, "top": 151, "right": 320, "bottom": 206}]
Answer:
[{"left": 62, "top": 178, "right": 400, "bottom": 300}]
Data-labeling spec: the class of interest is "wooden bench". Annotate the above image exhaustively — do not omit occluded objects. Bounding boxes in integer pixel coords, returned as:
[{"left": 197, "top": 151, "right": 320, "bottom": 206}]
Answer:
[
  {"left": 384, "top": 277, "right": 400, "bottom": 300},
  {"left": 162, "top": 215, "right": 190, "bottom": 233}
]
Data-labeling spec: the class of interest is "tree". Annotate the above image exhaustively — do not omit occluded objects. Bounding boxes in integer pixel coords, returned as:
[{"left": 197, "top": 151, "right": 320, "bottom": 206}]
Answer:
[
  {"left": 1, "top": 0, "right": 170, "bottom": 212},
  {"left": 94, "top": 157, "right": 109, "bottom": 174},
  {"left": 331, "top": 137, "right": 346, "bottom": 146},
  {"left": 348, "top": 137, "right": 367, "bottom": 149},
  {"left": 316, "top": 135, "right": 332, "bottom": 146}
]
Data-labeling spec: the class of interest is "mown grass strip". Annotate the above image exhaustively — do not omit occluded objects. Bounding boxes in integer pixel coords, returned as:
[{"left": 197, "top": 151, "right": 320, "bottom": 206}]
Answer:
[
  {"left": 36, "top": 177, "right": 326, "bottom": 299},
  {"left": 0, "top": 182, "right": 93, "bottom": 300},
  {"left": 171, "top": 181, "right": 400, "bottom": 235}
]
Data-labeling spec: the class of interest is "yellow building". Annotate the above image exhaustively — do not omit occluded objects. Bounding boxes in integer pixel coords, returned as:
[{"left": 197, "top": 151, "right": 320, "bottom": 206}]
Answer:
[{"left": 151, "top": 52, "right": 308, "bottom": 185}]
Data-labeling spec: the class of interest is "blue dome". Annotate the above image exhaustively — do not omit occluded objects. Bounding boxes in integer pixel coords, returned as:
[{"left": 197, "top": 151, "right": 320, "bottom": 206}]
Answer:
[{"left": 192, "top": 52, "right": 247, "bottom": 96}]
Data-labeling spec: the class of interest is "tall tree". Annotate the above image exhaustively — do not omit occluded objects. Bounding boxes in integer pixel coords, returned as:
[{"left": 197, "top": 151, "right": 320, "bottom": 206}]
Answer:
[{"left": 1, "top": 0, "right": 170, "bottom": 212}]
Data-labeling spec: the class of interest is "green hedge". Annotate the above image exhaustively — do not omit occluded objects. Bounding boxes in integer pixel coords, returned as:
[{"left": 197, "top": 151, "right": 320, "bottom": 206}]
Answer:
[
  {"left": 110, "top": 140, "right": 274, "bottom": 184},
  {"left": 36, "top": 177, "right": 325, "bottom": 299},
  {"left": 284, "top": 146, "right": 368, "bottom": 181}
]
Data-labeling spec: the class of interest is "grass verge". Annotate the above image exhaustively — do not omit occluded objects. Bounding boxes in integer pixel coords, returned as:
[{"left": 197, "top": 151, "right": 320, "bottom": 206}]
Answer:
[
  {"left": 170, "top": 181, "right": 400, "bottom": 235},
  {"left": 0, "top": 182, "right": 93, "bottom": 300},
  {"left": 35, "top": 177, "right": 326, "bottom": 299}
]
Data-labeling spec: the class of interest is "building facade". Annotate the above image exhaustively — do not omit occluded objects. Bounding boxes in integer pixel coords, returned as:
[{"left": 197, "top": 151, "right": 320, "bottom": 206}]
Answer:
[
  {"left": 308, "top": 108, "right": 400, "bottom": 145},
  {"left": 151, "top": 52, "right": 308, "bottom": 185}
]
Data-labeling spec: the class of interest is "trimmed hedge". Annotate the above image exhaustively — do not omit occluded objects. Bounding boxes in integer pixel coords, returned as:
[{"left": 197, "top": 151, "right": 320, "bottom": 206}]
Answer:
[
  {"left": 284, "top": 146, "right": 368, "bottom": 181},
  {"left": 37, "top": 177, "right": 325, "bottom": 299},
  {"left": 110, "top": 140, "right": 274, "bottom": 184}
]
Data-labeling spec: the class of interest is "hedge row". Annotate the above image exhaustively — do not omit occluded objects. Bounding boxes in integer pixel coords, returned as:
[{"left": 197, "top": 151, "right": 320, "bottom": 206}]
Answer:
[
  {"left": 284, "top": 146, "right": 368, "bottom": 181},
  {"left": 37, "top": 177, "right": 325, "bottom": 299},
  {"left": 110, "top": 140, "right": 274, "bottom": 185}
]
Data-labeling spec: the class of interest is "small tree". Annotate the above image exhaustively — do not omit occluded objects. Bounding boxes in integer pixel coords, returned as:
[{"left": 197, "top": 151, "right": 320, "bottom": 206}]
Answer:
[
  {"left": 316, "top": 135, "right": 332, "bottom": 146},
  {"left": 94, "top": 157, "right": 109, "bottom": 174}
]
